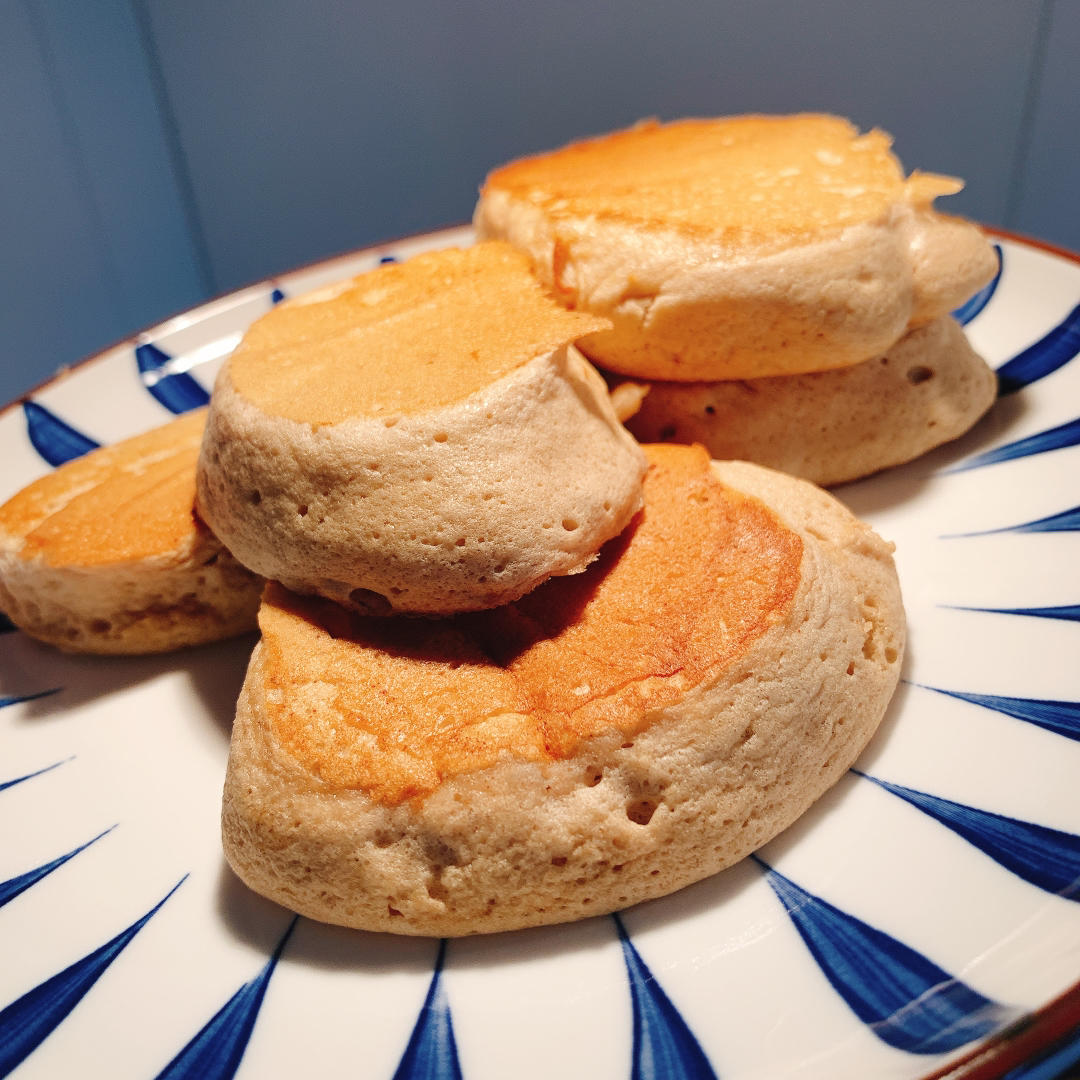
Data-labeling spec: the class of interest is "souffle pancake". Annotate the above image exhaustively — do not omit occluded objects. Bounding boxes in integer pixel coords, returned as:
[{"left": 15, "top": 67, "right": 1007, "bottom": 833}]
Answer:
[
  {"left": 623, "top": 315, "right": 998, "bottom": 486},
  {"left": 197, "top": 241, "right": 646, "bottom": 616},
  {"left": 222, "top": 444, "right": 905, "bottom": 936},
  {"left": 0, "top": 409, "right": 262, "bottom": 654},
  {"left": 475, "top": 114, "right": 997, "bottom": 382}
]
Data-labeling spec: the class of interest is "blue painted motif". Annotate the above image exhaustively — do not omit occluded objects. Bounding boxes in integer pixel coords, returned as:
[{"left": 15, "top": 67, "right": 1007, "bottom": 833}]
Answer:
[
  {"left": 0, "top": 877, "right": 185, "bottom": 1077},
  {"left": 614, "top": 914, "right": 718, "bottom": 1080},
  {"left": 23, "top": 401, "right": 99, "bottom": 466},
  {"left": 0, "top": 827, "right": 114, "bottom": 909},
  {"left": 136, "top": 343, "right": 210, "bottom": 414},
  {"left": 944, "top": 603, "right": 1080, "bottom": 623},
  {"left": 952, "top": 245, "right": 1002, "bottom": 326},
  {"left": 0, "top": 758, "right": 69, "bottom": 794},
  {"left": 155, "top": 916, "right": 296, "bottom": 1080},
  {"left": 379, "top": 254, "right": 399, "bottom": 264},
  {"left": 998, "top": 504, "right": 1080, "bottom": 533},
  {"left": 948, "top": 416, "right": 1080, "bottom": 472},
  {"left": 0, "top": 688, "right": 61, "bottom": 709},
  {"left": 919, "top": 686, "right": 1080, "bottom": 743},
  {"left": 271, "top": 288, "right": 286, "bottom": 304},
  {"left": 943, "top": 503, "right": 1080, "bottom": 537},
  {"left": 391, "top": 939, "right": 463, "bottom": 1080},
  {"left": 856, "top": 773, "right": 1080, "bottom": 900},
  {"left": 755, "top": 858, "right": 1013, "bottom": 1054},
  {"left": 996, "top": 302, "right": 1080, "bottom": 396}
]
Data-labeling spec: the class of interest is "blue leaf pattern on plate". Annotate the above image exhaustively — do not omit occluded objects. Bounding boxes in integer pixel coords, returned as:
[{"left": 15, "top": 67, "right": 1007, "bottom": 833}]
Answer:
[
  {"left": 943, "top": 504, "right": 1080, "bottom": 537},
  {"left": 948, "top": 417, "right": 1080, "bottom": 472},
  {"left": 136, "top": 343, "right": 210, "bottom": 414},
  {"left": 392, "top": 940, "right": 463, "bottom": 1080},
  {"left": 755, "top": 859, "right": 1013, "bottom": 1054},
  {"left": 614, "top": 915, "right": 718, "bottom": 1080},
  {"left": 154, "top": 916, "right": 296, "bottom": 1080},
  {"left": 0, "top": 827, "right": 114, "bottom": 909},
  {"left": 997, "top": 302, "right": 1080, "bottom": 396},
  {"left": 271, "top": 288, "right": 286, "bottom": 304},
  {"left": 0, "top": 688, "right": 61, "bottom": 709},
  {"left": 944, "top": 604, "right": 1080, "bottom": 623},
  {"left": 22, "top": 401, "right": 99, "bottom": 466},
  {"left": 0, "top": 759, "right": 70, "bottom": 794},
  {"left": 0, "top": 877, "right": 185, "bottom": 1077},
  {"left": 995, "top": 504, "right": 1080, "bottom": 534},
  {"left": 856, "top": 773, "right": 1080, "bottom": 899},
  {"left": 952, "top": 245, "right": 1002, "bottom": 326},
  {"left": 919, "top": 686, "right": 1080, "bottom": 742}
]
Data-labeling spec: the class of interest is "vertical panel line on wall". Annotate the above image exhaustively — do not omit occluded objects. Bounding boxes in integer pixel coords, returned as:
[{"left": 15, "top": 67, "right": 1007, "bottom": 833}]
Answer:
[
  {"left": 1004, "top": 0, "right": 1056, "bottom": 229},
  {"left": 128, "top": 0, "right": 217, "bottom": 296},
  {"left": 22, "top": 0, "right": 125, "bottom": 327}
]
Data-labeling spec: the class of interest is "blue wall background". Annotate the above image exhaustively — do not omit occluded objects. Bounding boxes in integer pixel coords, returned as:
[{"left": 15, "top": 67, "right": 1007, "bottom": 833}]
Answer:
[{"left": 2, "top": 0, "right": 1077, "bottom": 404}]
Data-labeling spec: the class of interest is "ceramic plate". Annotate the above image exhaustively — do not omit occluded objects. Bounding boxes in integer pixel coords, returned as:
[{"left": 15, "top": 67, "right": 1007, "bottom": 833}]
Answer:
[{"left": 2, "top": 227, "right": 1079, "bottom": 1080}]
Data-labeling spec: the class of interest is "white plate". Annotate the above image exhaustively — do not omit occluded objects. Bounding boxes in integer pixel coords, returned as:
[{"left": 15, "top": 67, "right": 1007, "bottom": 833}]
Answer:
[{"left": 2, "top": 227, "right": 1079, "bottom": 1080}]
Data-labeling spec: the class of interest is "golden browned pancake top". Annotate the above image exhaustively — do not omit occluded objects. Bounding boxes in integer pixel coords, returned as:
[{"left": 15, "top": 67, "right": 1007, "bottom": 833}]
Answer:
[
  {"left": 228, "top": 243, "right": 610, "bottom": 426},
  {"left": 1, "top": 410, "right": 207, "bottom": 568},
  {"left": 483, "top": 114, "right": 962, "bottom": 250},
  {"left": 259, "top": 443, "right": 803, "bottom": 805}
]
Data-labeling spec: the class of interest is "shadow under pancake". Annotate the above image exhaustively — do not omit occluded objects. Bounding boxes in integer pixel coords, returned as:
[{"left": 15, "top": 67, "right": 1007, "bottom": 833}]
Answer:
[
  {"left": 615, "top": 851, "right": 766, "bottom": 941},
  {"left": 279, "top": 510, "right": 643, "bottom": 670},
  {"left": 443, "top": 904, "right": 625, "bottom": 972},
  {"left": 464, "top": 510, "right": 642, "bottom": 666},
  {"left": 214, "top": 858, "right": 449, "bottom": 975},
  {"left": 216, "top": 848, "right": 678, "bottom": 977},
  {"left": 1, "top": 629, "right": 256, "bottom": 739},
  {"left": 0, "top": 633, "right": 207, "bottom": 719},
  {"left": 180, "top": 631, "right": 258, "bottom": 739}
]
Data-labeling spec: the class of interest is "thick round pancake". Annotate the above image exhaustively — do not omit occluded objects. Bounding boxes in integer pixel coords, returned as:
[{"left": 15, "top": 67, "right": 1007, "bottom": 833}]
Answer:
[
  {"left": 197, "top": 242, "right": 647, "bottom": 615},
  {"left": 623, "top": 317, "right": 997, "bottom": 486},
  {"left": 221, "top": 444, "right": 904, "bottom": 936},
  {"left": 475, "top": 114, "right": 997, "bottom": 381},
  {"left": 0, "top": 410, "right": 262, "bottom": 654}
]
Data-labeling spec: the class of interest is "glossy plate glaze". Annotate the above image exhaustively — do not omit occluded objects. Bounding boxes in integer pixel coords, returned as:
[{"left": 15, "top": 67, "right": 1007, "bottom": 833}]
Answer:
[{"left": 1, "top": 227, "right": 1079, "bottom": 1080}]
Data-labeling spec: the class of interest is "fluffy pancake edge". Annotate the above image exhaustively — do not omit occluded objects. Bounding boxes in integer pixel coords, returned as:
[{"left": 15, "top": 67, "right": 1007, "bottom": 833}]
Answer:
[
  {"left": 0, "top": 411, "right": 262, "bottom": 654},
  {"left": 624, "top": 316, "right": 998, "bottom": 486},
  {"left": 198, "top": 344, "right": 646, "bottom": 614}
]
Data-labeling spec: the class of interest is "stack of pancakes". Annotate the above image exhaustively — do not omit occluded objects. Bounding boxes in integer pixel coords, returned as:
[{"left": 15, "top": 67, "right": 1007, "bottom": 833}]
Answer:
[
  {"left": 223, "top": 446, "right": 902, "bottom": 934},
  {"left": 476, "top": 114, "right": 998, "bottom": 486},
  {"left": 0, "top": 114, "right": 975, "bottom": 936}
]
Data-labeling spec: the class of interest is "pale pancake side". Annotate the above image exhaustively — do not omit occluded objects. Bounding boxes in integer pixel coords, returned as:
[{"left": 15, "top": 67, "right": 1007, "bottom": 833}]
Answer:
[{"left": 624, "top": 317, "right": 997, "bottom": 486}]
